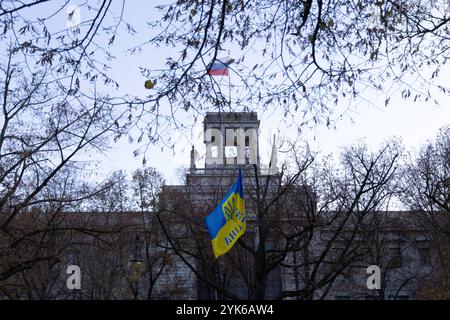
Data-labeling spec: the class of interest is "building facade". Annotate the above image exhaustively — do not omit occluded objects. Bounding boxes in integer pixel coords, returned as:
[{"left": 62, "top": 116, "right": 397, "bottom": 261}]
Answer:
[
  {"left": 156, "top": 112, "right": 442, "bottom": 300},
  {"left": 1, "top": 112, "right": 445, "bottom": 300}
]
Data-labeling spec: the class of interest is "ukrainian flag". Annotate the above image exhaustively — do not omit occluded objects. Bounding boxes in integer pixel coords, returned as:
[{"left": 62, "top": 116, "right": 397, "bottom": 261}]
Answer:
[{"left": 205, "top": 169, "right": 246, "bottom": 258}]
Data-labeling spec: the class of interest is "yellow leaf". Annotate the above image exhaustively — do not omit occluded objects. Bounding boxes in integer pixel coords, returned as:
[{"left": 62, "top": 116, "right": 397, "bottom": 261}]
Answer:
[{"left": 144, "top": 79, "right": 154, "bottom": 89}]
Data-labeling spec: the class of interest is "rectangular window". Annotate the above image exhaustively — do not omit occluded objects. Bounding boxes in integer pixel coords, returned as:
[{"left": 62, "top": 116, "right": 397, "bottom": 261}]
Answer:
[
  {"left": 211, "top": 146, "right": 218, "bottom": 158},
  {"left": 389, "top": 295, "right": 409, "bottom": 300},
  {"left": 365, "top": 295, "right": 381, "bottom": 300},
  {"left": 388, "top": 247, "right": 403, "bottom": 268},
  {"left": 418, "top": 246, "right": 431, "bottom": 266},
  {"left": 225, "top": 146, "right": 237, "bottom": 158}
]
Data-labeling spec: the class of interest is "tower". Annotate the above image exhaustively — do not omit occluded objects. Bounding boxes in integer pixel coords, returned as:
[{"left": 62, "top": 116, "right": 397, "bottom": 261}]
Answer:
[
  {"left": 203, "top": 112, "right": 260, "bottom": 171},
  {"left": 160, "top": 111, "right": 283, "bottom": 299}
]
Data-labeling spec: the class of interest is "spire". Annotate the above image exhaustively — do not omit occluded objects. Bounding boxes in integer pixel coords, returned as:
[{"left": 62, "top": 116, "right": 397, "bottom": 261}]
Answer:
[
  {"left": 190, "top": 145, "right": 197, "bottom": 172},
  {"left": 269, "top": 134, "right": 278, "bottom": 175}
]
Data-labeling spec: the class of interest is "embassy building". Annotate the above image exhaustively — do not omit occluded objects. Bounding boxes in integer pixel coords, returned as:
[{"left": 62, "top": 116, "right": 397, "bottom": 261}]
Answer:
[
  {"left": 1, "top": 112, "right": 444, "bottom": 300},
  {"left": 154, "top": 112, "right": 444, "bottom": 300}
]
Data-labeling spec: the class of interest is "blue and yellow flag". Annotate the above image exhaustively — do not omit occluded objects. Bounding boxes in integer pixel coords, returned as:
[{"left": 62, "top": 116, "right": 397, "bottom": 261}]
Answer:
[{"left": 205, "top": 169, "right": 246, "bottom": 258}]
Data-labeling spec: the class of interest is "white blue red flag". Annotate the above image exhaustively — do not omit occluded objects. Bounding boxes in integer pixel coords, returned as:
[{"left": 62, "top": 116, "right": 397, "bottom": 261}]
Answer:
[{"left": 207, "top": 57, "right": 234, "bottom": 76}]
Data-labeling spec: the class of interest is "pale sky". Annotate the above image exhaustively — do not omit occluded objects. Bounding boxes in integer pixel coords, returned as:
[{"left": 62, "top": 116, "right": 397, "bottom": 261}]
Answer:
[
  {"left": 99, "top": 1, "right": 450, "bottom": 184},
  {"left": 102, "top": 94, "right": 450, "bottom": 184},
  {"left": 18, "top": 1, "right": 450, "bottom": 185}
]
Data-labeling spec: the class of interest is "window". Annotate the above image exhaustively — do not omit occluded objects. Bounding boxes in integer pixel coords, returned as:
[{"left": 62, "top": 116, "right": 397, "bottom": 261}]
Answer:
[
  {"left": 389, "top": 295, "right": 409, "bottom": 300},
  {"left": 418, "top": 246, "right": 431, "bottom": 266},
  {"left": 211, "top": 146, "right": 219, "bottom": 158},
  {"left": 134, "top": 234, "right": 144, "bottom": 260},
  {"left": 225, "top": 146, "right": 237, "bottom": 158},
  {"left": 388, "top": 247, "right": 403, "bottom": 268},
  {"left": 66, "top": 249, "right": 81, "bottom": 265},
  {"left": 265, "top": 266, "right": 282, "bottom": 300},
  {"left": 265, "top": 241, "right": 282, "bottom": 300},
  {"left": 332, "top": 247, "right": 345, "bottom": 263},
  {"left": 335, "top": 295, "right": 350, "bottom": 300}
]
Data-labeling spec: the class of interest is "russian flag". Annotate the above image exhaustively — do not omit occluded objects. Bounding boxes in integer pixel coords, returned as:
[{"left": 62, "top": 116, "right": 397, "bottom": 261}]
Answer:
[{"left": 208, "top": 57, "right": 234, "bottom": 76}]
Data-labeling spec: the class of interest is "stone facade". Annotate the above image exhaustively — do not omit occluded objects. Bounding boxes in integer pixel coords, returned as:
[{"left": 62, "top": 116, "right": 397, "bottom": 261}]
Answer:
[
  {"left": 157, "top": 112, "right": 442, "bottom": 300},
  {"left": 1, "top": 112, "right": 444, "bottom": 300}
]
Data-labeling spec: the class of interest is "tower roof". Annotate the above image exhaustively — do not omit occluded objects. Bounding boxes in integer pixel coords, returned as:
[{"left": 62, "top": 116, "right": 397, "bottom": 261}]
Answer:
[{"left": 204, "top": 112, "right": 258, "bottom": 123}]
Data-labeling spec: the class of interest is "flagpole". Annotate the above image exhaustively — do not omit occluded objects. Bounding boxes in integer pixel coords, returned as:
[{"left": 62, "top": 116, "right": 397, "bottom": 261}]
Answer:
[{"left": 228, "top": 71, "right": 232, "bottom": 112}]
